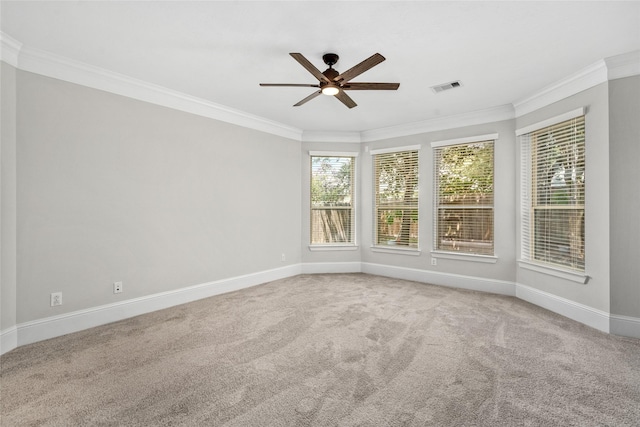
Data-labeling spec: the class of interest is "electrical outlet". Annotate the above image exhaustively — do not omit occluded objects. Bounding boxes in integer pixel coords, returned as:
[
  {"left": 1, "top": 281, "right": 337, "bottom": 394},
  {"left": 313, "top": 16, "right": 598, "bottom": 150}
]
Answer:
[
  {"left": 50, "top": 292, "right": 62, "bottom": 307},
  {"left": 431, "top": 258, "right": 437, "bottom": 266},
  {"left": 113, "top": 281, "right": 123, "bottom": 294},
  {"left": 281, "top": 253, "right": 286, "bottom": 262}
]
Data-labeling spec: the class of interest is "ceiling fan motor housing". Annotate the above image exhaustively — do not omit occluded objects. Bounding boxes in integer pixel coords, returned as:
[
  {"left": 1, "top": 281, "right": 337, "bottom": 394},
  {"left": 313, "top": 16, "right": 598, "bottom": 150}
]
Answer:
[
  {"left": 322, "top": 53, "right": 341, "bottom": 85},
  {"left": 322, "top": 68, "right": 340, "bottom": 82},
  {"left": 322, "top": 53, "right": 339, "bottom": 67}
]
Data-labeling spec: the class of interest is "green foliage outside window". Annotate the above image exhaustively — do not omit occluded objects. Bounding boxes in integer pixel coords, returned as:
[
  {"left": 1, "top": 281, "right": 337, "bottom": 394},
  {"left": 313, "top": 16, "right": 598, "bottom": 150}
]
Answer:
[
  {"left": 375, "top": 150, "right": 419, "bottom": 247},
  {"left": 435, "top": 141, "right": 494, "bottom": 255},
  {"left": 311, "top": 157, "right": 354, "bottom": 244}
]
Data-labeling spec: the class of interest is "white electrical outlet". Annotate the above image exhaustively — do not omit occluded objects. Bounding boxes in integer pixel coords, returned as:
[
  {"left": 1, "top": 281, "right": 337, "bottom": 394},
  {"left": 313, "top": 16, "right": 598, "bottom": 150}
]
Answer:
[
  {"left": 431, "top": 258, "right": 437, "bottom": 266},
  {"left": 113, "top": 281, "right": 123, "bottom": 294},
  {"left": 51, "top": 292, "right": 62, "bottom": 307},
  {"left": 281, "top": 253, "right": 286, "bottom": 262}
]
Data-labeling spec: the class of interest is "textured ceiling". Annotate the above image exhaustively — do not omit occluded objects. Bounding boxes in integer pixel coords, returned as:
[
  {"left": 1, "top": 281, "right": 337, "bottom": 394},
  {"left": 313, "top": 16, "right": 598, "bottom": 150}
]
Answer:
[{"left": 2, "top": 1, "right": 639, "bottom": 134}]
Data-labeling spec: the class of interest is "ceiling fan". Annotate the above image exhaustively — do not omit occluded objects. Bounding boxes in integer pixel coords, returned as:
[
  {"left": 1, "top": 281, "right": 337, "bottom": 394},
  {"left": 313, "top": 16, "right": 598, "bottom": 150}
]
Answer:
[{"left": 260, "top": 53, "right": 400, "bottom": 109}]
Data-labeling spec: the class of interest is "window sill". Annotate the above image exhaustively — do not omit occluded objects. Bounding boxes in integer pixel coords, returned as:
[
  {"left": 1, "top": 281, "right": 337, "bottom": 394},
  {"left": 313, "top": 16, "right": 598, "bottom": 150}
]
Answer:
[
  {"left": 431, "top": 251, "right": 498, "bottom": 264},
  {"left": 309, "top": 245, "right": 358, "bottom": 252},
  {"left": 371, "top": 246, "right": 421, "bottom": 256},
  {"left": 518, "top": 260, "right": 589, "bottom": 284}
]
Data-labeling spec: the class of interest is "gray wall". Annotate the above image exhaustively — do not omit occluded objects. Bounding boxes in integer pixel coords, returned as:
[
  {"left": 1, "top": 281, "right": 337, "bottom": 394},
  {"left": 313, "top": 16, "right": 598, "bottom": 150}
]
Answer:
[
  {"left": 515, "top": 83, "right": 610, "bottom": 312},
  {"left": 1, "top": 62, "right": 18, "bottom": 333},
  {"left": 357, "top": 120, "right": 517, "bottom": 284},
  {"left": 609, "top": 75, "right": 640, "bottom": 320},
  {"left": 15, "top": 70, "right": 302, "bottom": 323},
  {"left": 2, "top": 61, "right": 638, "bottom": 342}
]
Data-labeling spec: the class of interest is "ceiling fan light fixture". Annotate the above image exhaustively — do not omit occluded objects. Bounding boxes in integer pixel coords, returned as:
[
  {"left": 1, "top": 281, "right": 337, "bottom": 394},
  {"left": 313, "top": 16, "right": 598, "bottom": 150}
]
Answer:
[{"left": 321, "top": 85, "right": 340, "bottom": 96}]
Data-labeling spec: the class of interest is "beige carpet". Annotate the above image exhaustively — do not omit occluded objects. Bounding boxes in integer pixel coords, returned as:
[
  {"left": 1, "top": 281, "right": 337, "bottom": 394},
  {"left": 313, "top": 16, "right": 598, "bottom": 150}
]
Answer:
[{"left": 1, "top": 273, "right": 639, "bottom": 426}]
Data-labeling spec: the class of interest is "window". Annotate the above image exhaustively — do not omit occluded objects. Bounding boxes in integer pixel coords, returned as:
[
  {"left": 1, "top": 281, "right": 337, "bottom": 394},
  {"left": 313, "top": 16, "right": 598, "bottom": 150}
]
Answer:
[
  {"left": 373, "top": 147, "right": 419, "bottom": 248},
  {"left": 433, "top": 136, "right": 495, "bottom": 255},
  {"left": 310, "top": 155, "right": 355, "bottom": 245},
  {"left": 519, "top": 110, "right": 585, "bottom": 272}
]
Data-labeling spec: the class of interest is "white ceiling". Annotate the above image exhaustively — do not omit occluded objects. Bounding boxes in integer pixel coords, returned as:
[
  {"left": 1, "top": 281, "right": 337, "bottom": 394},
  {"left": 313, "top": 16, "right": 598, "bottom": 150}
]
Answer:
[{"left": 2, "top": 1, "right": 639, "bottom": 135}]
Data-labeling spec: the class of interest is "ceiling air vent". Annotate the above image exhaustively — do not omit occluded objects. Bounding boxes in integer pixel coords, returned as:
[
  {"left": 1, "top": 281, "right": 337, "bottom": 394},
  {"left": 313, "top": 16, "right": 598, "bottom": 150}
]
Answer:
[{"left": 431, "top": 80, "right": 462, "bottom": 93}]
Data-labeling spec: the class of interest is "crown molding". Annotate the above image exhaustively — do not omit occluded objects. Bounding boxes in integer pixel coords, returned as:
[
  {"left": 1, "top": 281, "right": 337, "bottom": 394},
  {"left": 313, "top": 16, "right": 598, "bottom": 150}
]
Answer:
[
  {"left": 3, "top": 32, "right": 639, "bottom": 143},
  {"left": 0, "top": 31, "right": 22, "bottom": 67},
  {"left": 513, "top": 60, "right": 608, "bottom": 118},
  {"left": 514, "top": 50, "right": 640, "bottom": 118},
  {"left": 302, "top": 131, "right": 362, "bottom": 143},
  {"left": 605, "top": 50, "right": 640, "bottom": 81},
  {"left": 14, "top": 44, "right": 303, "bottom": 141},
  {"left": 360, "top": 104, "right": 515, "bottom": 142}
]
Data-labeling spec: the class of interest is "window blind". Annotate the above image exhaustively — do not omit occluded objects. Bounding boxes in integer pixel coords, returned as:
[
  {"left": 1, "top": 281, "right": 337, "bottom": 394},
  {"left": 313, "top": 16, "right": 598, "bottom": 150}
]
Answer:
[
  {"left": 374, "top": 149, "right": 419, "bottom": 247},
  {"left": 433, "top": 140, "right": 494, "bottom": 255},
  {"left": 520, "top": 115, "right": 585, "bottom": 271},
  {"left": 310, "top": 156, "right": 355, "bottom": 244}
]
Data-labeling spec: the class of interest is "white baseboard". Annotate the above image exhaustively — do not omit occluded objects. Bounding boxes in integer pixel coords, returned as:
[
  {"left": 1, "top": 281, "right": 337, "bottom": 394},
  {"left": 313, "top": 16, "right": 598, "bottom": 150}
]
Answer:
[
  {"left": 1, "top": 326, "right": 18, "bottom": 355},
  {"left": 300, "top": 262, "right": 362, "bottom": 274},
  {"left": 5, "top": 262, "right": 637, "bottom": 354},
  {"left": 361, "top": 262, "right": 516, "bottom": 296},
  {"left": 610, "top": 314, "right": 640, "bottom": 339},
  {"left": 516, "top": 283, "right": 610, "bottom": 333},
  {"left": 14, "top": 264, "right": 301, "bottom": 349},
  {"left": 2, "top": 263, "right": 515, "bottom": 353}
]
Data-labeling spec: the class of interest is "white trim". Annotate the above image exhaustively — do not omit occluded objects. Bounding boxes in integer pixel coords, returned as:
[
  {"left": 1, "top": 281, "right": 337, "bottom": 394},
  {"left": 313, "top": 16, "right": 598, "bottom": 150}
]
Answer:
[
  {"left": 361, "top": 262, "right": 515, "bottom": 296},
  {"left": 15, "top": 45, "right": 303, "bottom": 141},
  {"left": 308, "top": 151, "right": 359, "bottom": 157},
  {"left": 303, "top": 131, "right": 361, "bottom": 143},
  {"left": 514, "top": 51, "right": 640, "bottom": 117},
  {"left": 308, "top": 245, "right": 358, "bottom": 251},
  {"left": 3, "top": 36, "right": 638, "bottom": 144},
  {"left": 370, "top": 246, "right": 422, "bottom": 256},
  {"left": 516, "top": 283, "right": 609, "bottom": 333},
  {"left": 5, "top": 263, "right": 639, "bottom": 350},
  {"left": 610, "top": 314, "right": 640, "bottom": 339},
  {"left": 431, "top": 251, "right": 498, "bottom": 264},
  {"left": 514, "top": 61, "right": 607, "bottom": 118},
  {"left": 605, "top": 50, "right": 640, "bottom": 81},
  {"left": 361, "top": 105, "right": 515, "bottom": 143},
  {"left": 518, "top": 260, "right": 589, "bottom": 284},
  {"left": 369, "top": 144, "right": 421, "bottom": 155},
  {"left": 1, "top": 326, "right": 18, "bottom": 355},
  {"left": 300, "top": 262, "right": 362, "bottom": 274},
  {"left": 515, "top": 107, "right": 585, "bottom": 136},
  {"left": 309, "top": 153, "right": 358, "bottom": 247},
  {"left": 431, "top": 133, "right": 499, "bottom": 148},
  {"left": 0, "top": 31, "right": 22, "bottom": 67},
  {"left": 15, "top": 264, "right": 301, "bottom": 347}
]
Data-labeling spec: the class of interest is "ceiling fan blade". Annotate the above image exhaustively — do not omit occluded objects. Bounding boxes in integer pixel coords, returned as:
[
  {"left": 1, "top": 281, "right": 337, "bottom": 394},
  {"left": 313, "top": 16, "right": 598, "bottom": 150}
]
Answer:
[
  {"left": 260, "top": 83, "right": 320, "bottom": 88},
  {"left": 294, "top": 90, "right": 322, "bottom": 107},
  {"left": 334, "top": 53, "right": 386, "bottom": 83},
  {"left": 343, "top": 82, "right": 400, "bottom": 90},
  {"left": 290, "top": 53, "right": 330, "bottom": 83},
  {"left": 334, "top": 91, "right": 357, "bottom": 109}
]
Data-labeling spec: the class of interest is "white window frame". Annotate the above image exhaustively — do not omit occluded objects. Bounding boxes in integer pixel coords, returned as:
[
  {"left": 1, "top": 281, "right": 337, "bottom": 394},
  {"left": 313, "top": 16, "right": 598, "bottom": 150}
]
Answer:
[
  {"left": 431, "top": 134, "right": 498, "bottom": 262},
  {"left": 309, "top": 151, "right": 358, "bottom": 250},
  {"left": 516, "top": 108, "right": 588, "bottom": 283},
  {"left": 370, "top": 145, "right": 421, "bottom": 255}
]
